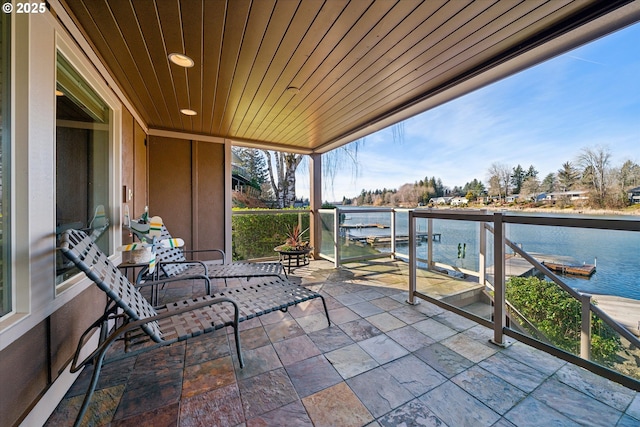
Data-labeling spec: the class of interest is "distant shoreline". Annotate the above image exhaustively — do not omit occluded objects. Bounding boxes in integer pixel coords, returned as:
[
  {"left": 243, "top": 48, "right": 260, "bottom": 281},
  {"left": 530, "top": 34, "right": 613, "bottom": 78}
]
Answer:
[
  {"left": 376, "top": 204, "right": 640, "bottom": 216},
  {"left": 479, "top": 205, "right": 640, "bottom": 216}
]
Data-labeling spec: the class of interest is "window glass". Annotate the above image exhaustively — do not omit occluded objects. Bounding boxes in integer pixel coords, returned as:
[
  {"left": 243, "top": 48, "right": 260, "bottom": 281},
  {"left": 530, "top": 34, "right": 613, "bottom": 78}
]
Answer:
[
  {"left": 55, "top": 52, "right": 111, "bottom": 285},
  {"left": 0, "top": 13, "right": 10, "bottom": 316}
]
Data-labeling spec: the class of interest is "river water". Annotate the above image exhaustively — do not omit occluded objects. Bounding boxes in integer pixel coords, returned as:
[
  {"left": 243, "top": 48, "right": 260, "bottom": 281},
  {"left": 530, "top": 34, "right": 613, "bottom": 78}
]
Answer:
[{"left": 340, "top": 210, "right": 640, "bottom": 300}]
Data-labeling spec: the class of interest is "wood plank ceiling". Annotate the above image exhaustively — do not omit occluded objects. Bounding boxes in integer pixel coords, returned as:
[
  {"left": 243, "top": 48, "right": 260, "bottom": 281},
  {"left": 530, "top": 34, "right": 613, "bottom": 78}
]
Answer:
[{"left": 59, "top": 0, "right": 635, "bottom": 154}]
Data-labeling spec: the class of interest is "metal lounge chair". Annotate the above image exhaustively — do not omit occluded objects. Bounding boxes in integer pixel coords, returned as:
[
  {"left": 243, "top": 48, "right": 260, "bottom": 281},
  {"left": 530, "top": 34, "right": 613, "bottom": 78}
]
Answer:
[
  {"left": 141, "top": 223, "right": 286, "bottom": 286},
  {"left": 59, "top": 229, "right": 244, "bottom": 427},
  {"left": 143, "top": 224, "right": 331, "bottom": 328},
  {"left": 60, "top": 229, "right": 331, "bottom": 426}
]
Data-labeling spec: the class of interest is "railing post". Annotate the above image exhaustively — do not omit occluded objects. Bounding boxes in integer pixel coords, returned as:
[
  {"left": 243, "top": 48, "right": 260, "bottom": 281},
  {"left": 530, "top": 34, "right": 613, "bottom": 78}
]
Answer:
[
  {"left": 581, "top": 293, "right": 592, "bottom": 360},
  {"left": 333, "top": 207, "right": 340, "bottom": 268},
  {"left": 492, "top": 212, "right": 506, "bottom": 346},
  {"left": 390, "top": 209, "right": 397, "bottom": 260},
  {"left": 479, "top": 221, "right": 487, "bottom": 286},
  {"left": 427, "top": 215, "right": 433, "bottom": 271},
  {"left": 408, "top": 210, "right": 417, "bottom": 304}
]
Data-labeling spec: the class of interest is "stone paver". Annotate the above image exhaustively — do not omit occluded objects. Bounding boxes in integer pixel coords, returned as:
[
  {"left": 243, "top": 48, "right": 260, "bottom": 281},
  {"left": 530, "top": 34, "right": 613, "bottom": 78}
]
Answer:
[{"left": 47, "top": 259, "right": 639, "bottom": 427}]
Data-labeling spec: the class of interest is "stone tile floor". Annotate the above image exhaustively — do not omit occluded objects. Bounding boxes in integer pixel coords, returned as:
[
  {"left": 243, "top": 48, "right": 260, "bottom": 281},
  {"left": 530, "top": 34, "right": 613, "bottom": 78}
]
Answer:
[{"left": 47, "top": 260, "right": 640, "bottom": 426}]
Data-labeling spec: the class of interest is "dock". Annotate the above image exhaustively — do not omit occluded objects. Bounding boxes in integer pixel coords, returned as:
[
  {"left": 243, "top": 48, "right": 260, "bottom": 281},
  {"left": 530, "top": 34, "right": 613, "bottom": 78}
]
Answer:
[
  {"left": 487, "top": 252, "right": 596, "bottom": 281},
  {"left": 542, "top": 261, "right": 596, "bottom": 277},
  {"left": 365, "top": 233, "right": 441, "bottom": 246},
  {"left": 341, "top": 223, "right": 389, "bottom": 229}
]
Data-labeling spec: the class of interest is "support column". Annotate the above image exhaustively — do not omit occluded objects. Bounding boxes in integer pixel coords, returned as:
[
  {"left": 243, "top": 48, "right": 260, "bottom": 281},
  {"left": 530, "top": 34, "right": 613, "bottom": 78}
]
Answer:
[
  {"left": 580, "top": 293, "right": 592, "bottom": 360},
  {"left": 492, "top": 212, "right": 506, "bottom": 346},
  {"left": 479, "top": 222, "right": 487, "bottom": 286},
  {"left": 427, "top": 216, "right": 433, "bottom": 271},
  {"left": 224, "top": 140, "right": 233, "bottom": 263},
  {"left": 407, "top": 210, "right": 417, "bottom": 304},
  {"left": 309, "top": 153, "right": 322, "bottom": 260}
]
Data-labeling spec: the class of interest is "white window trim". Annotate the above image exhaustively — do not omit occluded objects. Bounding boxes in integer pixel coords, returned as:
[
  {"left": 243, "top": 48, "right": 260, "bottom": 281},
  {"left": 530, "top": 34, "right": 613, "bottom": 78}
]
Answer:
[{"left": 0, "top": 11, "right": 122, "bottom": 349}]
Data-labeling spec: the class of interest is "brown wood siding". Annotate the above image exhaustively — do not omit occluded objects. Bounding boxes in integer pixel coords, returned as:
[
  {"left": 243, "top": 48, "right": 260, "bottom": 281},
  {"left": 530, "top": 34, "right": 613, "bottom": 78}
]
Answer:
[
  {"left": 133, "top": 121, "right": 148, "bottom": 218},
  {"left": 193, "top": 141, "right": 225, "bottom": 255},
  {"left": 0, "top": 320, "right": 48, "bottom": 426},
  {"left": 49, "top": 285, "right": 105, "bottom": 379},
  {"left": 148, "top": 136, "right": 193, "bottom": 248},
  {"left": 148, "top": 136, "right": 225, "bottom": 253}
]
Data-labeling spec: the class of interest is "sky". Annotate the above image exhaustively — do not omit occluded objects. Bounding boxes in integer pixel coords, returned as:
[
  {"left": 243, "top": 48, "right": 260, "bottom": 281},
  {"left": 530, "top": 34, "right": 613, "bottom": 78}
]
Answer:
[{"left": 297, "top": 21, "right": 640, "bottom": 202}]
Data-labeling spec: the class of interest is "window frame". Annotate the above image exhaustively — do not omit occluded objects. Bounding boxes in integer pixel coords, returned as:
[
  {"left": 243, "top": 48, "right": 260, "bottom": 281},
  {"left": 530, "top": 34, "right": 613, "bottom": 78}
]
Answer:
[
  {"left": 0, "top": 12, "right": 122, "bottom": 343},
  {"left": 0, "top": 8, "right": 12, "bottom": 318},
  {"left": 54, "top": 35, "right": 121, "bottom": 296}
]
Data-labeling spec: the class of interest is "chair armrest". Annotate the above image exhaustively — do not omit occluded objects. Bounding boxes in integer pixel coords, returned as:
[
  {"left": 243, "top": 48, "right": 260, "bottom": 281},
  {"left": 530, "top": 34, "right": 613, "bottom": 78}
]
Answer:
[
  {"left": 135, "top": 274, "right": 211, "bottom": 290},
  {"left": 135, "top": 260, "right": 210, "bottom": 285},
  {"left": 182, "top": 248, "right": 225, "bottom": 262},
  {"left": 155, "top": 259, "right": 210, "bottom": 277}
]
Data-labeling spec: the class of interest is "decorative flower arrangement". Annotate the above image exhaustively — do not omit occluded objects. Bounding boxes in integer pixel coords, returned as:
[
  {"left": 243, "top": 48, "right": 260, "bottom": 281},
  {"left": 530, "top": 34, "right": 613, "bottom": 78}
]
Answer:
[{"left": 275, "top": 224, "right": 312, "bottom": 252}]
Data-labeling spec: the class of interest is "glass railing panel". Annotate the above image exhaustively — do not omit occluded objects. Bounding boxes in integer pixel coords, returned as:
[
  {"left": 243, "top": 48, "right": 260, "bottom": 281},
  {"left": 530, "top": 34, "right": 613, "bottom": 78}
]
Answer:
[
  {"left": 505, "top": 275, "right": 582, "bottom": 354},
  {"left": 502, "top": 219, "right": 640, "bottom": 383},
  {"left": 231, "top": 209, "right": 309, "bottom": 260},
  {"left": 337, "top": 209, "right": 393, "bottom": 262},
  {"left": 413, "top": 216, "right": 492, "bottom": 322},
  {"left": 503, "top": 222, "right": 639, "bottom": 300},
  {"left": 319, "top": 209, "right": 336, "bottom": 260},
  {"left": 609, "top": 333, "right": 640, "bottom": 383}
]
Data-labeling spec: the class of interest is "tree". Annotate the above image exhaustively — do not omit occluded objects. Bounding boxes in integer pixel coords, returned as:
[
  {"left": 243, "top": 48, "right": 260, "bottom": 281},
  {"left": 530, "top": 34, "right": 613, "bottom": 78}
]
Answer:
[
  {"left": 510, "top": 164, "right": 525, "bottom": 194},
  {"left": 619, "top": 159, "right": 640, "bottom": 189},
  {"left": 520, "top": 176, "right": 541, "bottom": 200},
  {"left": 263, "top": 151, "right": 303, "bottom": 208},
  {"left": 525, "top": 165, "right": 538, "bottom": 179},
  {"left": 487, "top": 163, "right": 511, "bottom": 199},
  {"left": 541, "top": 173, "right": 556, "bottom": 194},
  {"left": 577, "top": 146, "right": 611, "bottom": 206},
  {"left": 233, "top": 147, "right": 267, "bottom": 187},
  {"left": 557, "top": 161, "right": 579, "bottom": 191},
  {"left": 462, "top": 179, "right": 485, "bottom": 197}
]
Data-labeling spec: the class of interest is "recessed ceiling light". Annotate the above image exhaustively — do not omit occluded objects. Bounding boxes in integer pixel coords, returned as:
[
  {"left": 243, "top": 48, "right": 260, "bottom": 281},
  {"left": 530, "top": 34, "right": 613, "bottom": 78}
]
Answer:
[
  {"left": 286, "top": 86, "right": 300, "bottom": 95},
  {"left": 180, "top": 108, "right": 197, "bottom": 116},
  {"left": 55, "top": 90, "right": 65, "bottom": 96},
  {"left": 168, "top": 53, "right": 195, "bottom": 68}
]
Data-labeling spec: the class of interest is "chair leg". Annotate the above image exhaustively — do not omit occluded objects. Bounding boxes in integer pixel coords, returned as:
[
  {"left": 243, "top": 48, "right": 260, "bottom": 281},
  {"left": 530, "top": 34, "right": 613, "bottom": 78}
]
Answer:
[
  {"left": 318, "top": 295, "right": 331, "bottom": 327},
  {"left": 227, "top": 299, "right": 244, "bottom": 368},
  {"left": 233, "top": 323, "right": 244, "bottom": 369},
  {"left": 73, "top": 344, "right": 110, "bottom": 427}
]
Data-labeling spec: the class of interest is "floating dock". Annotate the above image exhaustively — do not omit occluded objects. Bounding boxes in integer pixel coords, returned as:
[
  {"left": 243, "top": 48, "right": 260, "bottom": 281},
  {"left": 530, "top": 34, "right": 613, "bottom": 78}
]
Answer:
[
  {"left": 365, "top": 233, "right": 441, "bottom": 246},
  {"left": 341, "top": 223, "right": 389, "bottom": 229},
  {"left": 542, "top": 261, "right": 596, "bottom": 277}
]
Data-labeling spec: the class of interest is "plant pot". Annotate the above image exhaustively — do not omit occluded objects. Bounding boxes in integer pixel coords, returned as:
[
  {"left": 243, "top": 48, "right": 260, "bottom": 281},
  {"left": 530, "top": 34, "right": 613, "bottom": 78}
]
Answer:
[{"left": 129, "top": 247, "right": 153, "bottom": 264}]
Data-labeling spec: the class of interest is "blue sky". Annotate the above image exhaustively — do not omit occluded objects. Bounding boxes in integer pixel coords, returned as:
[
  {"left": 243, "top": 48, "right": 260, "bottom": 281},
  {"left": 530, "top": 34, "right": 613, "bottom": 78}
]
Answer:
[{"left": 298, "top": 21, "right": 640, "bottom": 202}]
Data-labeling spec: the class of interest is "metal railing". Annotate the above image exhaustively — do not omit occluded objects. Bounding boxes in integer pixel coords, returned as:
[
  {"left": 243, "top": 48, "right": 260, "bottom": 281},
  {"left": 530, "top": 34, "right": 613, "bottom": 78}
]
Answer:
[
  {"left": 236, "top": 206, "right": 640, "bottom": 390},
  {"left": 407, "top": 209, "right": 640, "bottom": 391},
  {"left": 318, "top": 207, "right": 412, "bottom": 265}
]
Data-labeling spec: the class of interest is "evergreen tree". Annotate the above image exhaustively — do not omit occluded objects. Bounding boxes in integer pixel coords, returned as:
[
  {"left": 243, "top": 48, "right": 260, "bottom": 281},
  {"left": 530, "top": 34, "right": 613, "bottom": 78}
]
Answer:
[
  {"left": 233, "top": 147, "right": 267, "bottom": 187},
  {"left": 541, "top": 173, "right": 556, "bottom": 193},
  {"left": 557, "top": 161, "right": 579, "bottom": 191},
  {"left": 510, "top": 164, "right": 525, "bottom": 194},
  {"left": 462, "top": 179, "right": 485, "bottom": 196},
  {"left": 620, "top": 160, "right": 640, "bottom": 189}
]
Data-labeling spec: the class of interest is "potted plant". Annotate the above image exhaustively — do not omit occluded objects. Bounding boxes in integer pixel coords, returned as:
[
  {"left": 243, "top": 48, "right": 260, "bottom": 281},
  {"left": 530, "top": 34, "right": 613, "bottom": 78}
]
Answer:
[{"left": 275, "top": 224, "right": 312, "bottom": 253}]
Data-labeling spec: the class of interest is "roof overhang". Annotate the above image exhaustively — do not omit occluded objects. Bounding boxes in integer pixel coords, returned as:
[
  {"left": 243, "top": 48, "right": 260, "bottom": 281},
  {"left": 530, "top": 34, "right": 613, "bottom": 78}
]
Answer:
[{"left": 55, "top": 0, "right": 640, "bottom": 154}]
